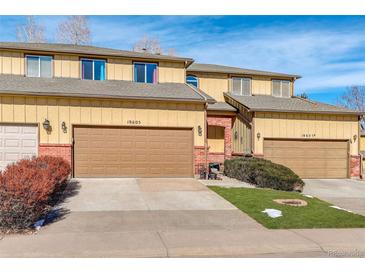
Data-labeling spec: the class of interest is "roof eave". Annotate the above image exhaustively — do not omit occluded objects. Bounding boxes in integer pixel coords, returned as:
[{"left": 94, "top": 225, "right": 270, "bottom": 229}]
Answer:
[
  {"left": 0, "top": 45, "right": 193, "bottom": 63},
  {"left": 0, "top": 90, "right": 207, "bottom": 104}
]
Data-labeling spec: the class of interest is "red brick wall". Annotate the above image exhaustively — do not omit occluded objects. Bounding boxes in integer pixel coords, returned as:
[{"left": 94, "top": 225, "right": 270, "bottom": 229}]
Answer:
[
  {"left": 207, "top": 116, "right": 233, "bottom": 165},
  {"left": 350, "top": 155, "right": 361, "bottom": 178},
  {"left": 194, "top": 146, "right": 206, "bottom": 174},
  {"left": 39, "top": 144, "right": 72, "bottom": 165}
]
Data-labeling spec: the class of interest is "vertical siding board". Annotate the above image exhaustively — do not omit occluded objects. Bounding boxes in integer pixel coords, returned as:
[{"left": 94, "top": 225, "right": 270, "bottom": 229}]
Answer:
[
  {"left": 59, "top": 98, "right": 70, "bottom": 144},
  {"left": 36, "top": 97, "right": 48, "bottom": 143},
  {"left": 13, "top": 96, "right": 25, "bottom": 122},
  {"left": 47, "top": 98, "right": 59, "bottom": 143}
]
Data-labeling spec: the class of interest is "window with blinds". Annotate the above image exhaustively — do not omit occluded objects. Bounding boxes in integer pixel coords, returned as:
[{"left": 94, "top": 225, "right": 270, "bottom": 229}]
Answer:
[
  {"left": 231, "top": 77, "right": 251, "bottom": 96},
  {"left": 26, "top": 55, "right": 52, "bottom": 78},
  {"left": 272, "top": 80, "right": 291, "bottom": 97}
]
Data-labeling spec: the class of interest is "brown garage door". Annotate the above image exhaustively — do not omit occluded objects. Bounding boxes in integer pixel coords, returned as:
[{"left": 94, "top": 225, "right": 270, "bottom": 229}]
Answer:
[
  {"left": 73, "top": 126, "right": 194, "bottom": 178},
  {"left": 263, "top": 139, "right": 349, "bottom": 179}
]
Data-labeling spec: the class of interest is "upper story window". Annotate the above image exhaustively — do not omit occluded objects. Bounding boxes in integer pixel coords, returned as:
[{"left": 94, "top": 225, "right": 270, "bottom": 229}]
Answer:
[
  {"left": 81, "top": 59, "right": 106, "bottom": 80},
  {"left": 26, "top": 55, "right": 52, "bottom": 78},
  {"left": 134, "top": 62, "right": 158, "bottom": 84},
  {"left": 186, "top": 75, "right": 198, "bottom": 87},
  {"left": 272, "top": 80, "right": 290, "bottom": 97},
  {"left": 231, "top": 77, "right": 251, "bottom": 96}
]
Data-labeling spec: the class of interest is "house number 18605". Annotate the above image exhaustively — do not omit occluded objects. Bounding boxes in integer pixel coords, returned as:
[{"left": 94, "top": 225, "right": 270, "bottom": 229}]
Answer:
[{"left": 127, "top": 120, "right": 142, "bottom": 125}]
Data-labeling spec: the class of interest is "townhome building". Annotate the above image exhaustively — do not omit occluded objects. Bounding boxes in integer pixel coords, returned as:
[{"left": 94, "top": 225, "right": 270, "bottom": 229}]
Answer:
[{"left": 0, "top": 42, "right": 362, "bottom": 179}]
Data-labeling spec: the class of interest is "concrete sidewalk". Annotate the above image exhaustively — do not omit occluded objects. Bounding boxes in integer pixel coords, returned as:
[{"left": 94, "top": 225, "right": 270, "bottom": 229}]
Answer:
[{"left": 1, "top": 178, "right": 365, "bottom": 257}]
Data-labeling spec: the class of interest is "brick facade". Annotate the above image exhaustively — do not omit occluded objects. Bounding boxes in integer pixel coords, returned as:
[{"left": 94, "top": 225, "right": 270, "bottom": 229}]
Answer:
[
  {"left": 206, "top": 116, "right": 233, "bottom": 166},
  {"left": 39, "top": 144, "right": 72, "bottom": 165},
  {"left": 350, "top": 155, "right": 361, "bottom": 178},
  {"left": 194, "top": 146, "right": 206, "bottom": 174}
]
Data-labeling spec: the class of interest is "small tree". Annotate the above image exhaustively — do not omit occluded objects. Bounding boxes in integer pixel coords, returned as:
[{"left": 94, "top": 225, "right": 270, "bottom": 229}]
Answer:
[
  {"left": 133, "top": 35, "right": 162, "bottom": 54},
  {"left": 298, "top": 92, "right": 308, "bottom": 99},
  {"left": 16, "top": 16, "right": 46, "bottom": 43},
  {"left": 56, "top": 16, "right": 91, "bottom": 45},
  {"left": 338, "top": 85, "right": 365, "bottom": 127}
]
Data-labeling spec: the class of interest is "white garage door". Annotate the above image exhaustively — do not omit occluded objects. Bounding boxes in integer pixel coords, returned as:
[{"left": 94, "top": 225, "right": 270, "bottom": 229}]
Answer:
[{"left": 0, "top": 124, "right": 38, "bottom": 171}]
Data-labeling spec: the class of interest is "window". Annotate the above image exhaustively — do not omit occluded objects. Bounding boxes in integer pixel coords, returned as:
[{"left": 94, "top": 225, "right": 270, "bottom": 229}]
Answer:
[
  {"left": 81, "top": 59, "right": 106, "bottom": 80},
  {"left": 134, "top": 63, "right": 158, "bottom": 83},
  {"left": 26, "top": 55, "right": 52, "bottom": 78},
  {"left": 272, "top": 80, "right": 291, "bottom": 97},
  {"left": 230, "top": 77, "right": 251, "bottom": 96},
  {"left": 186, "top": 75, "right": 198, "bottom": 87}
]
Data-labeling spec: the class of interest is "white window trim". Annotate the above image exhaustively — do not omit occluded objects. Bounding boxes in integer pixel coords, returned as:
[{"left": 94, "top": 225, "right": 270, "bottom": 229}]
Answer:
[
  {"left": 231, "top": 77, "right": 252, "bottom": 96},
  {"left": 272, "top": 79, "right": 291, "bottom": 98},
  {"left": 25, "top": 55, "right": 53, "bottom": 78},
  {"left": 80, "top": 58, "right": 106, "bottom": 80},
  {"left": 186, "top": 75, "right": 199, "bottom": 88},
  {"left": 133, "top": 62, "right": 158, "bottom": 83}
]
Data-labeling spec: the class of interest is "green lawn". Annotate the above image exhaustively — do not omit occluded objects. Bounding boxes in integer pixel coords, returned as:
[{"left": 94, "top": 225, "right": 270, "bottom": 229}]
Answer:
[{"left": 209, "top": 186, "right": 365, "bottom": 229}]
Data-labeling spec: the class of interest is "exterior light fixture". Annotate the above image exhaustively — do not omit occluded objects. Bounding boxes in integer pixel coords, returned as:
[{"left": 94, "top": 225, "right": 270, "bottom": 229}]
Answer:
[
  {"left": 353, "top": 134, "right": 357, "bottom": 142},
  {"left": 42, "top": 119, "right": 51, "bottom": 131},
  {"left": 234, "top": 131, "right": 238, "bottom": 139},
  {"left": 198, "top": 125, "right": 203, "bottom": 136},
  {"left": 61, "top": 121, "right": 67, "bottom": 133},
  {"left": 257, "top": 132, "right": 261, "bottom": 139}
]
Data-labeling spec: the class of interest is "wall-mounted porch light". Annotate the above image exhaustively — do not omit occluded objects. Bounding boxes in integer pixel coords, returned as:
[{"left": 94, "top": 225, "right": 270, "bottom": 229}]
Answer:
[
  {"left": 234, "top": 131, "right": 238, "bottom": 140},
  {"left": 198, "top": 125, "right": 203, "bottom": 136},
  {"left": 61, "top": 121, "right": 67, "bottom": 133},
  {"left": 257, "top": 132, "right": 261, "bottom": 139},
  {"left": 353, "top": 134, "right": 358, "bottom": 142},
  {"left": 42, "top": 119, "right": 51, "bottom": 131}
]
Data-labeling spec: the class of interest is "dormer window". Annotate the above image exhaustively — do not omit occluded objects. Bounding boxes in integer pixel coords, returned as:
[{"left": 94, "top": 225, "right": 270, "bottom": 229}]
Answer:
[
  {"left": 81, "top": 59, "right": 106, "bottom": 80},
  {"left": 186, "top": 75, "right": 198, "bottom": 87},
  {"left": 230, "top": 77, "right": 251, "bottom": 96},
  {"left": 272, "top": 80, "right": 290, "bottom": 97},
  {"left": 26, "top": 55, "right": 52, "bottom": 78}
]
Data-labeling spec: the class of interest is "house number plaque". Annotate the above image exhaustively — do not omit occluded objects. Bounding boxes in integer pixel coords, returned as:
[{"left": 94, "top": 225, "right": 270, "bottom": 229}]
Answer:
[
  {"left": 127, "top": 120, "right": 142, "bottom": 125},
  {"left": 302, "top": 133, "right": 316, "bottom": 138}
]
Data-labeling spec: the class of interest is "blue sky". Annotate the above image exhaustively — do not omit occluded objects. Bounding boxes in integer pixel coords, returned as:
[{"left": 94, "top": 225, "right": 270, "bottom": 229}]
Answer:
[{"left": 1, "top": 15, "right": 365, "bottom": 104}]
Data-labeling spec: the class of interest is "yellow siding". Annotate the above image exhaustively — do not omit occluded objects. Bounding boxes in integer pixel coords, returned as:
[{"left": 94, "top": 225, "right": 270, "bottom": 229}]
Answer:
[
  {"left": 207, "top": 125, "right": 225, "bottom": 153},
  {"left": 254, "top": 112, "right": 359, "bottom": 155},
  {"left": 232, "top": 115, "right": 251, "bottom": 154},
  {"left": 0, "top": 95, "right": 205, "bottom": 146},
  {"left": 54, "top": 55, "right": 80, "bottom": 78},
  {"left": 107, "top": 58, "right": 133, "bottom": 81},
  {"left": 0, "top": 51, "right": 24, "bottom": 75},
  {"left": 194, "top": 72, "right": 229, "bottom": 101},
  {"left": 158, "top": 61, "right": 185, "bottom": 83},
  {"left": 193, "top": 72, "right": 294, "bottom": 101},
  {"left": 360, "top": 136, "right": 365, "bottom": 151}
]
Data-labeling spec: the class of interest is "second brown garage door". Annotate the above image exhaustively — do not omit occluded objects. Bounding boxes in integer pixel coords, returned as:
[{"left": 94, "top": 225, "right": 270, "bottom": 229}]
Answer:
[
  {"left": 263, "top": 139, "right": 349, "bottom": 179},
  {"left": 73, "top": 126, "right": 194, "bottom": 178}
]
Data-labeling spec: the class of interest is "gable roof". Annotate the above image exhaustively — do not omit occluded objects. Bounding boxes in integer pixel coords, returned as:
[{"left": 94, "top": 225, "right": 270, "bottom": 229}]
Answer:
[
  {"left": 0, "top": 74, "right": 210, "bottom": 103},
  {"left": 207, "top": 102, "right": 237, "bottom": 112},
  {"left": 0, "top": 42, "right": 194, "bottom": 65},
  {"left": 187, "top": 63, "right": 301, "bottom": 79},
  {"left": 225, "top": 93, "right": 361, "bottom": 115}
]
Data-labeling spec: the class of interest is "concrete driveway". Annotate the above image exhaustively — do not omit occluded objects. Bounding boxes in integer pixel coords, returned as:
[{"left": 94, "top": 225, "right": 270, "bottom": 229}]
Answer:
[
  {"left": 303, "top": 179, "right": 365, "bottom": 215},
  {"left": 1, "top": 177, "right": 365, "bottom": 257}
]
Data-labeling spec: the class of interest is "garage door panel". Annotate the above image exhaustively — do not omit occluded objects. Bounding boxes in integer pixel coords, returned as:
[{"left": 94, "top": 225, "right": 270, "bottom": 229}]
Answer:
[
  {"left": 263, "top": 139, "right": 348, "bottom": 179},
  {"left": 0, "top": 124, "right": 38, "bottom": 171},
  {"left": 74, "top": 126, "right": 193, "bottom": 178}
]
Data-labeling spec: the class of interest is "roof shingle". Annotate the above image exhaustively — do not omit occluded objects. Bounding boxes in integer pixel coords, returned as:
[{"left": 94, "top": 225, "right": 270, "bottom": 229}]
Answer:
[
  {"left": 225, "top": 93, "right": 361, "bottom": 115},
  {"left": 187, "top": 63, "right": 301, "bottom": 78},
  {"left": 0, "top": 42, "right": 193, "bottom": 64},
  {"left": 0, "top": 74, "right": 208, "bottom": 103}
]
